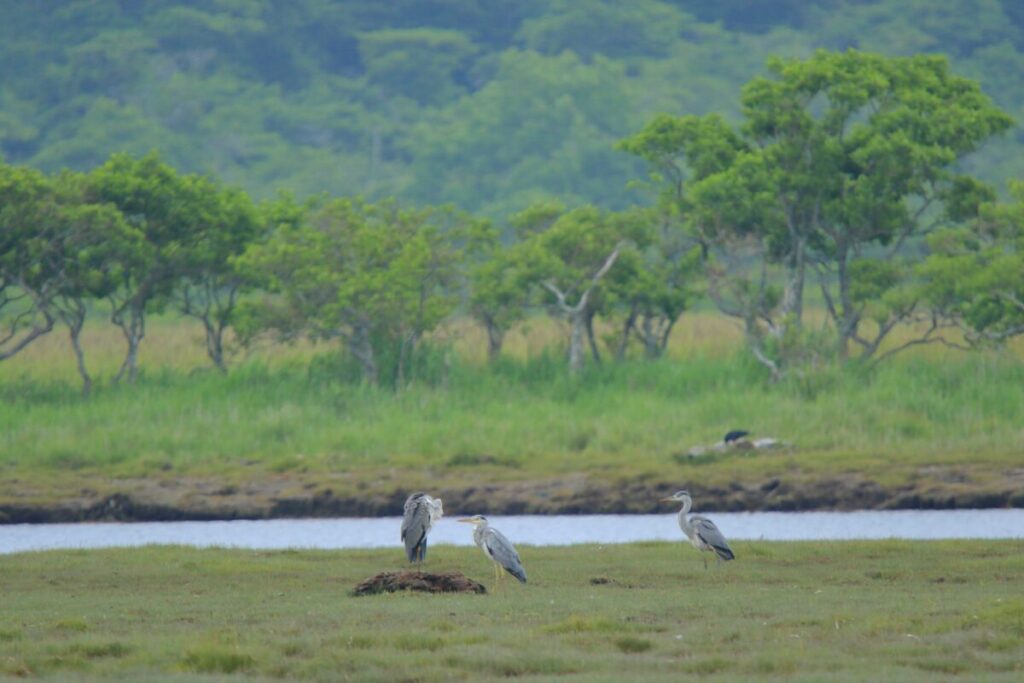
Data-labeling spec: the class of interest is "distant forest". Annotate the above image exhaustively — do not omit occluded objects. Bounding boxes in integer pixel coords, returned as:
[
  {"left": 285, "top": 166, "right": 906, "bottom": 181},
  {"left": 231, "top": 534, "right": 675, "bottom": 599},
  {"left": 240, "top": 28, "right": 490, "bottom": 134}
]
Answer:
[{"left": 2, "top": 0, "right": 1023, "bottom": 216}]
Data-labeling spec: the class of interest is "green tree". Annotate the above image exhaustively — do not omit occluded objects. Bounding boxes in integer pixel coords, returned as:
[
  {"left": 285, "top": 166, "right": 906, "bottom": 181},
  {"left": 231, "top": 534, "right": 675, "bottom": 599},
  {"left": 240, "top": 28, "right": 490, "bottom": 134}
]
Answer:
[
  {"left": 512, "top": 204, "right": 641, "bottom": 374},
  {"left": 49, "top": 170, "right": 143, "bottom": 394},
  {"left": 465, "top": 219, "right": 531, "bottom": 362},
  {"left": 920, "top": 179, "right": 1024, "bottom": 346},
  {"left": 237, "top": 198, "right": 466, "bottom": 386},
  {"left": 0, "top": 163, "right": 58, "bottom": 360},
  {"left": 358, "top": 28, "right": 477, "bottom": 106},
  {"left": 409, "top": 50, "right": 644, "bottom": 216},
  {"left": 516, "top": 0, "right": 685, "bottom": 60},
  {"left": 624, "top": 50, "right": 1012, "bottom": 375},
  {"left": 174, "top": 177, "right": 263, "bottom": 371},
  {"left": 89, "top": 151, "right": 201, "bottom": 382},
  {"left": 607, "top": 211, "right": 703, "bottom": 360}
]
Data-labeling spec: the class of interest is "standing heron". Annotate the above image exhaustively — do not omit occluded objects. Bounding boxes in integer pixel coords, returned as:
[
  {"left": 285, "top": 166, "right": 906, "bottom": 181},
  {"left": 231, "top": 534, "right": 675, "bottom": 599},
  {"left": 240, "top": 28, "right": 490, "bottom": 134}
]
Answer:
[
  {"left": 458, "top": 515, "right": 527, "bottom": 585},
  {"left": 401, "top": 492, "right": 443, "bottom": 563},
  {"left": 662, "top": 490, "right": 734, "bottom": 569}
]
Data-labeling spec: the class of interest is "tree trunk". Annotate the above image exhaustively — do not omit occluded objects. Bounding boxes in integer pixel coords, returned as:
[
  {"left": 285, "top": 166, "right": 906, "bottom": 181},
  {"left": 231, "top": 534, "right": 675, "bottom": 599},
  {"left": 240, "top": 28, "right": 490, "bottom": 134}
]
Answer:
[
  {"left": 350, "top": 325, "right": 379, "bottom": 386},
  {"left": 484, "top": 317, "right": 504, "bottom": 363},
  {"left": 640, "top": 314, "right": 666, "bottom": 359},
  {"left": 203, "top": 317, "right": 227, "bottom": 372},
  {"left": 0, "top": 307, "right": 54, "bottom": 361},
  {"left": 59, "top": 299, "right": 92, "bottom": 396},
  {"left": 568, "top": 310, "right": 586, "bottom": 376},
  {"left": 781, "top": 237, "right": 806, "bottom": 325},
  {"left": 584, "top": 308, "right": 602, "bottom": 365},
  {"left": 615, "top": 306, "right": 638, "bottom": 361},
  {"left": 745, "top": 316, "right": 782, "bottom": 382},
  {"left": 113, "top": 303, "right": 145, "bottom": 384},
  {"left": 395, "top": 332, "right": 419, "bottom": 388},
  {"left": 70, "top": 320, "right": 92, "bottom": 397},
  {"left": 834, "top": 246, "right": 857, "bottom": 361},
  {"left": 181, "top": 281, "right": 238, "bottom": 372}
]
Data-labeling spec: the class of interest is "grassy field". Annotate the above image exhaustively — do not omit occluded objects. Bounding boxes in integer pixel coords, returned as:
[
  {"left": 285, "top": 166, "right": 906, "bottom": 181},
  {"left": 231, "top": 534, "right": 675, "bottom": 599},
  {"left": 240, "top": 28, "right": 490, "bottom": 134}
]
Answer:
[
  {"left": 2, "top": 314, "right": 1023, "bottom": 513},
  {"left": 1, "top": 541, "right": 1022, "bottom": 681}
]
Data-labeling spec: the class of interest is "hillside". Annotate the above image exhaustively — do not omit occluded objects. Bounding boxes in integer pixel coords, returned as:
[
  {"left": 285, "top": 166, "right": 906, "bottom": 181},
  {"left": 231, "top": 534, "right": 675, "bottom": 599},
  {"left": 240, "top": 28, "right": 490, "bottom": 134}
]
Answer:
[{"left": 2, "top": 0, "right": 1022, "bottom": 216}]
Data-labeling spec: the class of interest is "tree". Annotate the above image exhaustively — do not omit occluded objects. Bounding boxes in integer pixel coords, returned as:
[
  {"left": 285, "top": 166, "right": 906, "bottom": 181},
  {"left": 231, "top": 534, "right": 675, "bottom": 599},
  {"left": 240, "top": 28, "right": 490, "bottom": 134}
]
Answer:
[
  {"left": 465, "top": 218, "right": 530, "bottom": 362},
  {"left": 516, "top": 0, "right": 685, "bottom": 60},
  {"left": 237, "top": 197, "right": 466, "bottom": 386},
  {"left": 89, "top": 152, "right": 199, "bottom": 383},
  {"left": 0, "top": 163, "right": 58, "bottom": 360},
  {"left": 920, "top": 179, "right": 1024, "bottom": 346},
  {"left": 623, "top": 50, "right": 1013, "bottom": 375},
  {"left": 607, "top": 210, "right": 702, "bottom": 360},
  {"left": 49, "top": 170, "right": 142, "bottom": 394},
  {"left": 512, "top": 204, "right": 641, "bottom": 375},
  {"left": 174, "top": 177, "right": 262, "bottom": 371},
  {"left": 765, "top": 52, "right": 1013, "bottom": 360},
  {"left": 358, "top": 28, "right": 477, "bottom": 106}
]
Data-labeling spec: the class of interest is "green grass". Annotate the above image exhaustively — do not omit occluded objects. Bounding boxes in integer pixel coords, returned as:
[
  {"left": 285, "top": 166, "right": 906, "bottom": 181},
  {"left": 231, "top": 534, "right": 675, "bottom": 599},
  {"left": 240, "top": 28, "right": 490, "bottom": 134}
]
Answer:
[
  {"left": 1, "top": 541, "right": 1022, "bottom": 681},
  {"left": 1, "top": 314, "right": 1023, "bottom": 509}
]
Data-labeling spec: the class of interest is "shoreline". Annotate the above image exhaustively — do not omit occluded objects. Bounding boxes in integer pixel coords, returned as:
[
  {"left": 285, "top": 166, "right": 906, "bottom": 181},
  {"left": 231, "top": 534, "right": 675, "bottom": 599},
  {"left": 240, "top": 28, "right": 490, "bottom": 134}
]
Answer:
[{"left": 3, "top": 472, "right": 1022, "bottom": 524}]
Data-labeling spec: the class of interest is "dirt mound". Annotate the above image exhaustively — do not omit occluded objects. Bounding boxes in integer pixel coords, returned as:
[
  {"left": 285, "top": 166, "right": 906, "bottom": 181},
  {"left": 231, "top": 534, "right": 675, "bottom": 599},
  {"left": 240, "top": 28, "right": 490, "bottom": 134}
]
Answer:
[{"left": 352, "top": 570, "right": 487, "bottom": 596}]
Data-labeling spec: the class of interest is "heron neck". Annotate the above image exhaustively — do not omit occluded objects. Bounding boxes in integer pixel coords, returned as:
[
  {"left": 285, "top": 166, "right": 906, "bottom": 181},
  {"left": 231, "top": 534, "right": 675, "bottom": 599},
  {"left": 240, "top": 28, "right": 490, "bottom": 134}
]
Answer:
[{"left": 679, "top": 497, "right": 692, "bottom": 516}]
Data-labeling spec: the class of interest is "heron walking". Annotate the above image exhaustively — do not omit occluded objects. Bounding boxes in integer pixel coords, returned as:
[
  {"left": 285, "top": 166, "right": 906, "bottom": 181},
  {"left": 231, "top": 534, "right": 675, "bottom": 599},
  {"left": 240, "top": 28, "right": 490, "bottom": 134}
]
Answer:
[
  {"left": 458, "top": 515, "right": 527, "bottom": 586},
  {"left": 662, "top": 490, "right": 734, "bottom": 569},
  {"left": 401, "top": 492, "right": 444, "bottom": 563}
]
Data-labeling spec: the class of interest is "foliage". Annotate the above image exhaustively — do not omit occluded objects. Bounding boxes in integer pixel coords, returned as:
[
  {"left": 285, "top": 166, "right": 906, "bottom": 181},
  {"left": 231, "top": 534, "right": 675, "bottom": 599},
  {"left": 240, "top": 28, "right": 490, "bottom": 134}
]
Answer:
[
  {"left": 0, "top": 163, "right": 59, "bottom": 360},
  {"left": 920, "top": 179, "right": 1024, "bottom": 344},
  {"left": 5, "top": 1, "right": 1021, "bottom": 216},
  {"left": 236, "top": 197, "right": 467, "bottom": 386},
  {"left": 174, "top": 176, "right": 263, "bottom": 371},
  {"left": 623, "top": 49, "right": 1013, "bottom": 377},
  {"left": 510, "top": 204, "right": 650, "bottom": 373},
  {"left": 89, "top": 152, "right": 204, "bottom": 382}
]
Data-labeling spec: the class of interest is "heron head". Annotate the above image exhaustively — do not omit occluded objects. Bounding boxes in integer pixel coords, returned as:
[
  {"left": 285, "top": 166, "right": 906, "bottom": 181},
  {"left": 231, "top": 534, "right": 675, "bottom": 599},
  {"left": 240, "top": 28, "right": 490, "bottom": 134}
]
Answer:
[
  {"left": 457, "top": 515, "right": 487, "bottom": 526},
  {"left": 661, "top": 490, "right": 691, "bottom": 503}
]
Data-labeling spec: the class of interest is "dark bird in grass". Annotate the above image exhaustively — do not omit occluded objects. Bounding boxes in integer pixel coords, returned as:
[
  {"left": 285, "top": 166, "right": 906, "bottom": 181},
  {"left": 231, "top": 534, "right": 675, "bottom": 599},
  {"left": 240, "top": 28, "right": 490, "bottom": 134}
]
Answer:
[
  {"left": 723, "top": 429, "right": 750, "bottom": 444},
  {"left": 401, "top": 492, "right": 443, "bottom": 563}
]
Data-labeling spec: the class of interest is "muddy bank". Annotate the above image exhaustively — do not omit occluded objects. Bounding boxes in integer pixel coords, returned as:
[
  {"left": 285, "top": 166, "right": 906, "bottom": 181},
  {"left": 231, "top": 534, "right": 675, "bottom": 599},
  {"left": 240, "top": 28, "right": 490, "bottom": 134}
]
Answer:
[{"left": 2, "top": 470, "right": 1023, "bottom": 524}]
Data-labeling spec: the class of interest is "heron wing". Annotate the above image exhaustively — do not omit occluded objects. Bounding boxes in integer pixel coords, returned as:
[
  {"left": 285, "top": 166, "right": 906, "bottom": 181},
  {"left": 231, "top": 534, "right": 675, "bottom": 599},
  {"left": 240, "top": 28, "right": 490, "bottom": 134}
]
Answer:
[
  {"left": 484, "top": 527, "right": 527, "bottom": 583},
  {"left": 693, "top": 516, "right": 734, "bottom": 561},
  {"left": 401, "top": 495, "right": 430, "bottom": 561},
  {"left": 427, "top": 496, "right": 444, "bottom": 524}
]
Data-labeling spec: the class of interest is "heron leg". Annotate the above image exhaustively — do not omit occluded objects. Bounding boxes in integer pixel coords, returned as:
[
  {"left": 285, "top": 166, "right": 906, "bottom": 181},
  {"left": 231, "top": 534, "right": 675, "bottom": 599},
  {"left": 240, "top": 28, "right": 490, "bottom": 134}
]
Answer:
[{"left": 703, "top": 556, "right": 708, "bottom": 571}]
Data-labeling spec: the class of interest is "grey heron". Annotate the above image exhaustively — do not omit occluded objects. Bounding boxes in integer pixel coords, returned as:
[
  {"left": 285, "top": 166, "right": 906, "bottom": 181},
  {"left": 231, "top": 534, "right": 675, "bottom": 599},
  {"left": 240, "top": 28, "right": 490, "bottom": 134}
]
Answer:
[
  {"left": 458, "top": 515, "right": 527, "bottom": 585},
  {"left": 401, "top": 492, "right": 443, "bottom": 563},
  {"left": 663, "top": 490, "right": 735, "bottom": 569}
]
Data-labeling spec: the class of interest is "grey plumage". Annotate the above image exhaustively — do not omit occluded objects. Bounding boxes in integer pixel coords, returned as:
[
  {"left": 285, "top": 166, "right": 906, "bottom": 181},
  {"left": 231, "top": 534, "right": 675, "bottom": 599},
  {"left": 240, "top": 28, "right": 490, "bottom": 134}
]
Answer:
[
  {"left": 663, "top": 490, "right": 735, "bottom": 567},
  {"left": 401, "top": 492, "right": 443, "bottom": 563},
  {"left": 459, "top": 515, "right": 527, "bottom": 583}
]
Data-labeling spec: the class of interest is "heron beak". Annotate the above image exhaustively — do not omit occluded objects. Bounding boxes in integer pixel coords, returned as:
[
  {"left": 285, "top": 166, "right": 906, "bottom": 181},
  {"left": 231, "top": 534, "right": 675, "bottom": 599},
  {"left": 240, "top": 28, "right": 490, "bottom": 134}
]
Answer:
[
  {"left": 660, "top": 497, "right": 676, "bottom": 502},
  {"left": 457, "top": 518, "right": 475, "bottom": 524}
]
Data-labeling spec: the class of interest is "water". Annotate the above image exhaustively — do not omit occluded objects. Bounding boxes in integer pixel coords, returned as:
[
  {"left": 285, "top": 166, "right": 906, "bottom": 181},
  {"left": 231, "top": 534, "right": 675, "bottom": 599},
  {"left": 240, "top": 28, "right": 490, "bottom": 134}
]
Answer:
[{"left": 2, "top": 509, "right": 1022, "bottom": 555}]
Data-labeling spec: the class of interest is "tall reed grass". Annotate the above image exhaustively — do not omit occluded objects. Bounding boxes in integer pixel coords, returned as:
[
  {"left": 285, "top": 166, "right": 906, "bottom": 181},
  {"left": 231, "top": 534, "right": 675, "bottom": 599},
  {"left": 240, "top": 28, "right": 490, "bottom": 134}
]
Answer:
[{"left": 1, "top": 311, "right": 1021, "bottom": 481}]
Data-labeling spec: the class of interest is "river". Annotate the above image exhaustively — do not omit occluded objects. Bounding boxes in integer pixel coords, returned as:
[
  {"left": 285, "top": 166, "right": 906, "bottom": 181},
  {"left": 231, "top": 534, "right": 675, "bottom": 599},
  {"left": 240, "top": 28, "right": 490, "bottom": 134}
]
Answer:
[{"left": 2, "top": 509, "right": 1023, "bottom": 554}]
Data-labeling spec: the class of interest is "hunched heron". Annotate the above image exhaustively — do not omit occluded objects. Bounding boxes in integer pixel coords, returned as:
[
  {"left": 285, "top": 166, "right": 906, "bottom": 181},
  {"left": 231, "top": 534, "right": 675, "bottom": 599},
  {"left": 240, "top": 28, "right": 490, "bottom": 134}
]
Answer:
[{"left": 401, "top": 492, "right": 443, "bottom": 563}]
